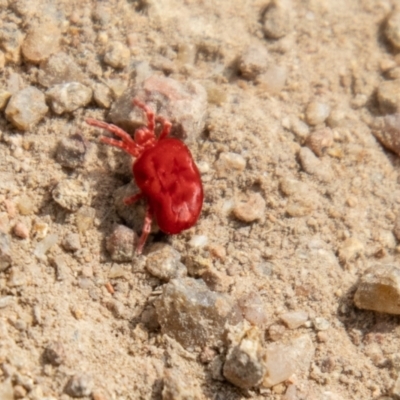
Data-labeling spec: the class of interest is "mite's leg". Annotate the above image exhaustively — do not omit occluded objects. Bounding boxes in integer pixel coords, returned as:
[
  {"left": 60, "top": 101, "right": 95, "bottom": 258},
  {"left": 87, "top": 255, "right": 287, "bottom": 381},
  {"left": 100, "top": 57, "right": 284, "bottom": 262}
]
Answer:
[
  {"left": 99, "top": 137, "right": 140, "bottom": 157},
  {"left": 86, "top": 118, "right": 142, "bottom": 157},
  {"left": 136, "top": 204, "right": 153, "bottom": 254},
  {"left": 124, "top": 192, "right": 143, "bottom": 206},
  {"left": 156, "top": 116, "right": 172, "bottom": 140},
  {"left": 132, "top": 98, "right": 155, "bottom": 134}
]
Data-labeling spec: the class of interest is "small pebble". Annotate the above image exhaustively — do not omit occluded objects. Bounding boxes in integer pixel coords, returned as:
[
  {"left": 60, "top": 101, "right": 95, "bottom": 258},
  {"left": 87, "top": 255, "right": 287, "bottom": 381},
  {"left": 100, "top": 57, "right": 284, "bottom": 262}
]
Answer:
[
  {"left": 377, "top": 79, "right": 400, "bottom": 114},
  {"left": 0, "top": 50, "right": 5, "bottom": 69},
  {"left": 239, "top": 44, "right": 269, "bottom": 80},
  {"left": 0, "top": 89, "right": 11, "bottom": 110},
  {"left": 155, "top": 277, "right": 241, "bottom": 347},
  {"left": 108, "top": 264, "right": 130, "bottom": 279},
  {"left": 233, "top": 192, "right": 266, "bottom": 223},
  {"left": 107, "top": 77, "right": 128, "bottom": 98},
  {"left": 38, "top": 52, "right": 86, "bottom": 88},
  {"left": 13, "top": 384, "right": 26, "bottom": 399},
  {"left": 298, "top": 147, "right": 333, "bottom": 182},
  {"left": 373, "top": 114, "right": 400, "bottom": 157},
  {"left": 338, "top": 237, "right": 364, "bottom": 264},
  {"left": 8, "top": 267, "right": 26, "bottom": 287},
  {"left": 257, "top": 65, "right": 287, "bottom": 94},
  {"left": 238, "top": 292, "right": 268, "bottom": 326},
  {"left": 5, "top": 86, "right": 48, "bottom": 130},
  {"left": 65, "top": 373, "right": 94, "bottom": 398},
  {"left": 145, "top": 243, "right": 186, "bottom": 281},
  {"left": 305, "top": 128, "right": 334, "bottom": 157},
  {"left": 32, "top": 220, "right": 48, "bottom": 239},
  {"left": 392, "top": 374, "right": 400, "bottom": 398},
  {"left": 62, "top": 232, "right": 81, "bottom": 252},
  {"left": 215, "top": 152, "right": 246, "bottom": 177},
  {"left": 46, "top": 82, "right": 93, "bottom": 114},
  {"left": 103, "top": 41, "right": 130, "bottom": 69},
  {"left": 268, "top": 323, "right": 286, "bottom": 341},
  {"left": 188, "top": 234, "right": 208, "bottom": 248},
  {"left": 106, "top": 225, "right": 137, "bottom": 262},
  {"left": 93, "top": 82, "right": 112, "bottom": 109},
  {"left": 17, "top": 194, "right": 34, "bottom": 215},
  {"left": 55, "top": 135, "right": 87, "bottom": 169},
  {"left": 280, "top": 310, "right": 309, "bottom": 329},
  {"left": 0, "top": 22, "right": 24, "bottom": 63},
  {"left": 75, "top": 206, "right": 96, "bottom": 234},
  {"left": 290, "top": 117, "right": 310, "bottom": 140},
  {"left": 0, "top": 296, "right": 13, "bottom": 309},
  {"left": 263, "top": 334, "right": 314, "bottom": 387},
  {"left": 313, "top": 317, "right": 330, "bottom": 331},
  {"left": 327, "top": 108, "right": 345, "bottom": 128},
  {"left": 162, "top": 368, "right": 202, "bottom": 400},
  {"left": 0, "top": 232, "right": 12, "bottom": 272},
  {"left": 385, "top": 11, "right": 400, "bottom": 50},
  {"left": 262, "top": 0, "right": 293, "bottom": 39},
  {"left": 223, "top": 327, "right": 266, "bottom": 389},
  {"left": 206, "top": 84, "right": 227, "bottom": 105},
  {"left": 34, "top": 234, "right": 58, "bottom": 260},
  {"left": 13, "top": 222, "right": 29, "bottom": 239},
  {"left": 52, "top": 255, "right": 69, "bottom": 281},
  {"left": 21, "top": 22, "right": 61, "bottom": 64},
  {"left": 52, "top": 179, "right": 90, "bottom": 211},
  {"left": 44, "top": 342, "right": 65, "bottom": 366},
  {"left": 305, "top": 100, "right": 331, "bottom": 126},
  {"left": 109, "top": 75, "right": 207, "bottom": 143},
  {"left": 0, "top": 379, "right": 13, "bottom": 400},
  {"left": 354, "top": 264, "right": 400, "bottom": 314}
]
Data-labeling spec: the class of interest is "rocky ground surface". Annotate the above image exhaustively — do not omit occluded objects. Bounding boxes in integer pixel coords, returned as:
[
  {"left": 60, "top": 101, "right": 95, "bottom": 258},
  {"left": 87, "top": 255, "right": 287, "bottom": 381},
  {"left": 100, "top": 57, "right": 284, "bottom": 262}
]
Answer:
[{"left": 2, "top": 0, "right": 400, "bottom": 399}]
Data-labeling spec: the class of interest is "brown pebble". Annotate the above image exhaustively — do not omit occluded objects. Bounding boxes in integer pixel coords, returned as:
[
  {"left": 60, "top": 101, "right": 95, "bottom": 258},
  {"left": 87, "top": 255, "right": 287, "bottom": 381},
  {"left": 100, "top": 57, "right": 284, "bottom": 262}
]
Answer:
[
  {"left": 373, "top": 114, "right": 400, "bottom": 157},
  {"left": 105, "top": 282, "right": 114, "bottom": 294},
  {"left": 305, "top": 128, "right": 334, "bottom": 157},
  {"left": 13, "top": 222, "right": 29, "bottom": 239},
  {"left": 44, "top": 341, "right": 65, "bottom": 366},
  {"left": 233, "top": 192, "right": 266, "bottom": 222}
]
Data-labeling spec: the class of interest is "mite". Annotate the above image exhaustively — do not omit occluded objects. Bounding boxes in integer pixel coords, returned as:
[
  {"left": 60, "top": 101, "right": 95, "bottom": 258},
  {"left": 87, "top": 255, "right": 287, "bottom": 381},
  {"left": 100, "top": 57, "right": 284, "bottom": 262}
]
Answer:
[{"left": 86, "top": 98, "right": 203, "bottom": 254}]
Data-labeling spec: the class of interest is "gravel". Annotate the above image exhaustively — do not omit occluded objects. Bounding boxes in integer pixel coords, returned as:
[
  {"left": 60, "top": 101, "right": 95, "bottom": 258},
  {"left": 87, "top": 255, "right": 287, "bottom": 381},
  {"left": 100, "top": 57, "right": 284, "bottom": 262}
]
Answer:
[
  {"left": 52, "top": 179, "right": 91, "bottom": 211},
  {"left": 106, "top": 224, "right": 137, "bottom": 262},
  {"left": 38, "top": 52, "right": 87, "bottom": 87},
  {"left": 0, "top": 232, "right": 12, "bottom": 272},
  {"left": 65, "top": 373, "right": 94, "bottom": 398},
  {"left": 305, "top": 100, "right": 331, "bottom": 126},
  {"left": 55, "top": 135, "right": 87, "bottom": 169},
  {"left": 108, "top": 75, "right": 207, "bottom": 143},
  {"left": 46, "top": 82, "right": 93, "bottom": 114},
  {"left": 233, "top": 192, "right": 266, "bottom": 222},
  {"left": 354, "top": 264, "right": 400, "bottom": 314},
  {"left": 262, "top": 0, "right": 293, "bottom": 39},
  {"left": 223, "top": 326, "right": 266, "bottom": 389},
  {"left": 377, "top": 79, "right": 400, "bottom": 114},
  {"left": 21, "top": 21, "right": 61, "bottom": 64},
  {"left": 384, "top": 10, "right": 400, "bottom": 50},
  {"left": 5, "top": 86, "right": 48, "bottom": 130},
  {"left": 145, "top": 243, "right": 187, "bottom": 281},
  {"left": 239, "top": 44, "right": 269, "bottom": 80},
  {"left": 155, "top": 277, "right": 242, "bottom": 348},
  {"left": 103, "top": 41, "right": 130, "bottom": 69}
]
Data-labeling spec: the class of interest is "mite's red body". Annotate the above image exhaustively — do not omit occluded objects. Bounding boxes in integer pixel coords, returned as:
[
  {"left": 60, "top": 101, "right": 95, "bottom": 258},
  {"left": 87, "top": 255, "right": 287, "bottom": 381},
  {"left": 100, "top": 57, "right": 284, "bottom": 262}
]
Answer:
[{"left": 86, "top": 99, "right": 203, "bottom": 254}]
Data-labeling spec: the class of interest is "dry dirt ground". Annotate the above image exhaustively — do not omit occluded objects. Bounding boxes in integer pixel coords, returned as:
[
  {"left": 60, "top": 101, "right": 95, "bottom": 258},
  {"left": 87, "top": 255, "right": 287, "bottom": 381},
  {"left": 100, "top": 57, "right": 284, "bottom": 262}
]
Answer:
[{"left": 2, "top": 0, "right": 400, "bottom": 399}]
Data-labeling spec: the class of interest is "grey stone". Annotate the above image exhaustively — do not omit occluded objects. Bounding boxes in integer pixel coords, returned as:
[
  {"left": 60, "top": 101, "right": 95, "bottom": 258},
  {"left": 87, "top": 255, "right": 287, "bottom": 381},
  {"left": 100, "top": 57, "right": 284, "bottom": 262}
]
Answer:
[
  {"left": 155, "top": 277, "right": 242, "bottom": 347},
  {"left": 46, "top": 82, "right": 92, "bottom": 114}
]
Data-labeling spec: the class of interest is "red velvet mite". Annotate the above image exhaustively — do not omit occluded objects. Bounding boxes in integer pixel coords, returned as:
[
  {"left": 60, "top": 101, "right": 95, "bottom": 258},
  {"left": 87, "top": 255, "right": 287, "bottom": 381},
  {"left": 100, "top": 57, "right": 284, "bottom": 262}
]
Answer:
[{"left": 86, "top": 98, "right": 203, "bottom": 254}]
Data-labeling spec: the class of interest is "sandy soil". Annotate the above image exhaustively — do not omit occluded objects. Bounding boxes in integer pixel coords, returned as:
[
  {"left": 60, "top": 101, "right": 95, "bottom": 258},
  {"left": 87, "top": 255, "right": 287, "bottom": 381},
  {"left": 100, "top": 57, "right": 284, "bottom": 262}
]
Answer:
[{"left": 1, "top": 0, "right": 400, "bottom": 399}]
